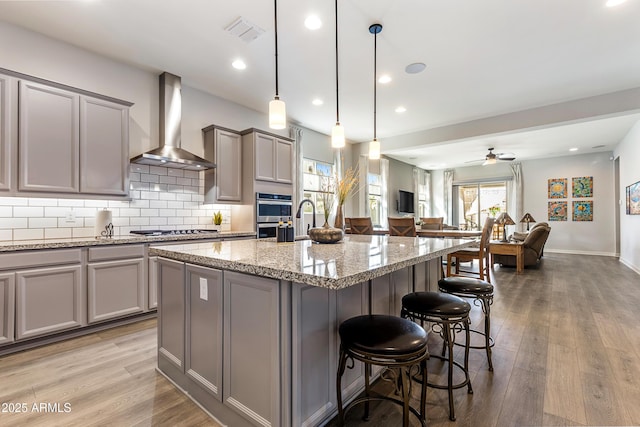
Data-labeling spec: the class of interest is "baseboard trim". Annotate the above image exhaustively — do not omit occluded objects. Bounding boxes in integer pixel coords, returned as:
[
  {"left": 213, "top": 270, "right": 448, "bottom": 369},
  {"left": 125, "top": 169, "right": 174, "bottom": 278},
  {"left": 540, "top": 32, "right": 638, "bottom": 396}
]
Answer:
[
  {"left": 545, "top": 249, "right": 617, "bottom": 257},
  {"left": 619, "top": 258, "right": 640, "bottom": 275}
]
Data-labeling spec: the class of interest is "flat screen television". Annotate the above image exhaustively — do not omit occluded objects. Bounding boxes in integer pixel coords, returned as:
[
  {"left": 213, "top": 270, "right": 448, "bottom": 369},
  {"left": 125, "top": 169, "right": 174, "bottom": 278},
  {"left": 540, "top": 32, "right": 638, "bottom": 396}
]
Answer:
[{"left": 397, "top": 190, "right": 415, "bottom": 214}]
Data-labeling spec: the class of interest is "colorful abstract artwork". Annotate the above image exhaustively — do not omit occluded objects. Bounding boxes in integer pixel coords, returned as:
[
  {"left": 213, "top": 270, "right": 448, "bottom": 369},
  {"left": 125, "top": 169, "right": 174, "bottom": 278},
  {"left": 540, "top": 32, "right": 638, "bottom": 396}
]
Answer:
[
  {"left": 548, "top": 178, "right": 567, "bottom": 198},
  {"left": 573, "top": 200, "right": 593, "bottom": 221},
  {"left": 628, "top": 180, "right": 640, "bottom": 215},
  {"left": 548, "top": 201, "right": 567, "bottom": 221},
  {"left": 572, "top": 176, "right": 593, "bottom": 198}
]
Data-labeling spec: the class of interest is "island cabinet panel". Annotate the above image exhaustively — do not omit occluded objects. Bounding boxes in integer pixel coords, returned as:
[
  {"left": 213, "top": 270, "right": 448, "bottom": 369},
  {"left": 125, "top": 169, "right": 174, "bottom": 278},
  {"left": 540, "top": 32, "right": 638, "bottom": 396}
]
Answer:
[
  {"left": 185, "top": 264, "right": 223, "bottom": 401},
  {"left": 18, "top": 80, "right": 79, "bottom": 193},
  {"left": 15, "top": 264, "right": 84, "bottom": 340},
  {"left": 0, "top": 74, "right": 13, "bottom": 192},
  {"left": 223, "top": 271, "right": 281, "bottom": 427},
  {"left": 0, "top": 273, "right": 15, "bottom": 345},
  {"left": 79, "top": 96, "right": 129, "bottom": 195},
  {"left": 158, "top": 258, "right": 185, "bottom": 371},
  {"left": 148, "top": 256, "right": 158, "bottom": 310},
  {"left": 390, "top": 267, "right": 413, "bottom": 315},
  {"left": 87, "top": 258, "right": 145, "bottom": 323}
]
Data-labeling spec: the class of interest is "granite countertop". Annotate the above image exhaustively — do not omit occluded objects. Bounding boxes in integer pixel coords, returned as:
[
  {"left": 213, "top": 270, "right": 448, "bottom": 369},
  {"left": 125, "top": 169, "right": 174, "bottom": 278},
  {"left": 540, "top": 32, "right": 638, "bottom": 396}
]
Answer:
[
  {"left": 150, "top": 235, "right": 475, "bottom": 290},
  {"left": 0, "top": 231, "right": 256, "bottom": 252}
]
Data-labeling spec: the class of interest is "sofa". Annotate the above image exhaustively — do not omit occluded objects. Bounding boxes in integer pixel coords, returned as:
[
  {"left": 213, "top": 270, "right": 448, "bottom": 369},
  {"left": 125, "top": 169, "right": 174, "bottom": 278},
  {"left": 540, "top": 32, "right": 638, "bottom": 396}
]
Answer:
[{"left": 493, "top": 222, "right": 551, "bottom": 268}]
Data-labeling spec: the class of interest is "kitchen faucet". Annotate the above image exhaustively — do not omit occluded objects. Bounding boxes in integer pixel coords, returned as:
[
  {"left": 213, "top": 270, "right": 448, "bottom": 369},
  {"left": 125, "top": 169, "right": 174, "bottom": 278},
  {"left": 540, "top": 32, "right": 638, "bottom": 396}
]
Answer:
[{"left": 295, "top": 199, "right": 316, "bottom": 233}]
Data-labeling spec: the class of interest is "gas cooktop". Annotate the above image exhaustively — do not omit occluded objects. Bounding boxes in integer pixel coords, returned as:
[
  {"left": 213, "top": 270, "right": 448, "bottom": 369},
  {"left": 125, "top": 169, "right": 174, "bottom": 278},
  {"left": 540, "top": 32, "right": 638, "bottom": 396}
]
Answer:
[{"left": 130, "top": 229, "right": 218, "bottom": 236}]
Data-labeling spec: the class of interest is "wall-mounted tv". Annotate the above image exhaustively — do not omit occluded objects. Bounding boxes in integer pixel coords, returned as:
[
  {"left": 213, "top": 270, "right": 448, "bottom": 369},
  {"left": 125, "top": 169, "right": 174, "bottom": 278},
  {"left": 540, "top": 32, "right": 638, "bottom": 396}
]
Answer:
[{"left": 397, "top": 190, "right": 415, "bottom": 214}]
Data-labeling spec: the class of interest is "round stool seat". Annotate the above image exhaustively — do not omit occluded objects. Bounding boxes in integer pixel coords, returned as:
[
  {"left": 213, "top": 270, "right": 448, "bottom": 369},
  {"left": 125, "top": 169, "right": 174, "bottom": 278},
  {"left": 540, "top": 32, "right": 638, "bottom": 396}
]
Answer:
[
  {"left": 402, "top": 292, "right": 471, "bottom": 318},
  {"left": 339, "top": 314, "right": 427, "bottom": 356},
  {"left": 438, "top": 276, "right": 494, "bottom": 295}
]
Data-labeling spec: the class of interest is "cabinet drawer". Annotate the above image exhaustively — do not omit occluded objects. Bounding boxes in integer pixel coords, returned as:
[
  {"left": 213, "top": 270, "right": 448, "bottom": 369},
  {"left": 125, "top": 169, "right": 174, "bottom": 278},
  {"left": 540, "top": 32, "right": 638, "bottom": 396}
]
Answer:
[
  {"left": 88, "top": 244, "right": 144, "bottom": 262},
  {"left": 0, "top": 249, "right": 82, "bottom": 270}
]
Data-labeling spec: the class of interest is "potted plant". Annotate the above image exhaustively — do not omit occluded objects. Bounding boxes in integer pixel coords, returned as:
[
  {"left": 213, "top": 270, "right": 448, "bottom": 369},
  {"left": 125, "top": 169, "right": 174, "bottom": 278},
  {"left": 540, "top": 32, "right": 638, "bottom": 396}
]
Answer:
[
  {"left": 334, "top": 166, "right": 358, "bottom": 230},
  {"left": 213, "top": 211, "right": 223, "bottom": 231}
]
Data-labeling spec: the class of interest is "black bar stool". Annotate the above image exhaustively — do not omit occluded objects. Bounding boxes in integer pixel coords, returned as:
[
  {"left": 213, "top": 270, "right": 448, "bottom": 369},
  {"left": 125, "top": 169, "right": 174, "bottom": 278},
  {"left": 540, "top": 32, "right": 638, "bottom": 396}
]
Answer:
[
  {"left": 336, "top": 314, "right": 429, "bottom": 427},
  {"left": 401, "top": 291, "right": 472, "bottom": 421},
  {"left": 438, "top": 276, "right": 495, "bottom": 371}
]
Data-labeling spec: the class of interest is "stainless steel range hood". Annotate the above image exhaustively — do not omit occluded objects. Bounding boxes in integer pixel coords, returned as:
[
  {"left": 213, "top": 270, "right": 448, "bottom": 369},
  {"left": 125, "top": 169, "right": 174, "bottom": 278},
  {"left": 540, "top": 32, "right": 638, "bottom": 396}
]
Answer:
[{"left": 130, "top": 72, "right": 216, "bottom": 171}]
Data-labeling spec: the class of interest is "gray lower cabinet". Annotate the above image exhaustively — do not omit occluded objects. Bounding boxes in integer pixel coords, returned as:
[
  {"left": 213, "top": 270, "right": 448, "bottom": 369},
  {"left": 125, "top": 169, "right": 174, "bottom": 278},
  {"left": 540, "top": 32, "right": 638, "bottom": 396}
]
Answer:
[
  {"left": 158, "top": 258, "right": 185, "bottom": 370},
  {"left": 148, "top": 256, "right": 158, "bottom": 310},
  {"left": 19, "top": 79, "right": 80, "bottom": 193},
  {"left": 186, "top": 264, "right": 223, "bottom": 400},
  {"left": 223, "top": 271, "right": 281, "bottom": 427},
  {"left": 15, "top": 264, "right": 84, "bottom": 340},
  {"left": 0, "top": 273, "right": 15, "bottom": 345},
  {"left": 0, "top": 73, "right": 13, "bottom": 192},
  {"left": 87, "top": 258, "right": 145, "bottom": 324}
]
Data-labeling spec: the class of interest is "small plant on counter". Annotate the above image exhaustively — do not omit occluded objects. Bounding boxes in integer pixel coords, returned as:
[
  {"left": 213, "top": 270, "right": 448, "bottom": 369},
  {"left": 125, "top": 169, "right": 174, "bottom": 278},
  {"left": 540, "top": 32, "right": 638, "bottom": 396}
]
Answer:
[{"left": 213, "top": 211, "right": 223, "bottom": 226}]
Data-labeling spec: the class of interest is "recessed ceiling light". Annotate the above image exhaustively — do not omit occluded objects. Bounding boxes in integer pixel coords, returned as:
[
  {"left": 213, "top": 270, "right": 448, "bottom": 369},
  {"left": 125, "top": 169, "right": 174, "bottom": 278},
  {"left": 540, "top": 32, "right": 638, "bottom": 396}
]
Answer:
[
  {"left": 312, "top": 98, "right": 323, "bottom": 106},
  {"left": 395, "top": 106, "right": 407, "bottom": 113},
  {"left": 606, "top": 0, "right": 627, "bottom": 7},
  {"left": 304, "top": 15, "right": 322, "bottom": 30},
  {"left": 569, "top": 147, "right": 578, "bottom": 152},
  {"left": 232, "top": 59, "right": 246, "bottom": 70},
  {"left": 378, "top": 75, "right": 392, "bottom": 84},
  {"left": 405, "top": 62, "right": 426, "bottom": 74}
]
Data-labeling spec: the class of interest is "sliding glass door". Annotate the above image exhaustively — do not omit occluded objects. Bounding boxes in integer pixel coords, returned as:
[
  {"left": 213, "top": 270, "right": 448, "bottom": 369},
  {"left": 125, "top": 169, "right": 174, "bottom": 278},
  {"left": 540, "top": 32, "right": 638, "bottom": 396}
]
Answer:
[{"left": 454, "top": 182, "right": 507, "bottom": 230}]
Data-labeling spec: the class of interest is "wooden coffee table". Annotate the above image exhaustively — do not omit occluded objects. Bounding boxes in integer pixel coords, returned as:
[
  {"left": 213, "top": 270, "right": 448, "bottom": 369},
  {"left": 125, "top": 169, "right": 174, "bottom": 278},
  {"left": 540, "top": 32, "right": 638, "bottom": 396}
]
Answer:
[{"left": 489, "top": 241, "right": 524, "bottom": 274}]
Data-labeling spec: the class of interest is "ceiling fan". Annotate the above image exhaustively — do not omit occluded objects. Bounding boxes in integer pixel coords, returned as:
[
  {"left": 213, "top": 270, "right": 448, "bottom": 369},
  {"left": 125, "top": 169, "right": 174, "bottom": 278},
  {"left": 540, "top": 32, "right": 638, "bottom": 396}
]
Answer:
[{"left": 467, "top": 147, "right": 516, "bottom": 165}]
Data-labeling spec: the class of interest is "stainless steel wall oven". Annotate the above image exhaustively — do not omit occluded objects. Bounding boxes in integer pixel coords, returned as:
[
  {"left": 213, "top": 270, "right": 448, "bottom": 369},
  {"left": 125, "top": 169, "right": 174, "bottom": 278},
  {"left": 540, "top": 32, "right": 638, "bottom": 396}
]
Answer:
[{"left": 256, "top": 193, "right": 293, "bottom": 238}]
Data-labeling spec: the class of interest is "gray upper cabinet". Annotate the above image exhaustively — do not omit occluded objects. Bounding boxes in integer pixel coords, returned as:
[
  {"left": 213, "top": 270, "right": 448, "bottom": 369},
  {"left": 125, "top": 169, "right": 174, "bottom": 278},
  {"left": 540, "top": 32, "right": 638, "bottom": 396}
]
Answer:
[
  {"left": 80, "top": 96, "right": 129, "bottom": 195},
  {"left": 19, "top": 80, "right": 80, "bottom": 193},
  {"left": 204, "top": 126, "right": 242, "bottom": 203},
  {"left": 0, "top": 74, "right": 13, "bottom": 192},
  {"left": 247, "top": 130, "right": 294, "bottom": 184}
]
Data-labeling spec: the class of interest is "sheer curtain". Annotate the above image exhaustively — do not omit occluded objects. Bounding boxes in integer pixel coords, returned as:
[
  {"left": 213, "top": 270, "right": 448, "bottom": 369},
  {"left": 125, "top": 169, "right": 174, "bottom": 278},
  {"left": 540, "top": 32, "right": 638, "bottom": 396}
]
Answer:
[
  {"left": 443, "top": 169, "right": 454, "bottom": 225},
  {"left": 289, "top": 126, "right": 304, "bottom": 229},
  {"left": 358, "top": 154, "right": 370, "bottom": 217},
  {"left": 508, "top": 162, "right": 523, "bottom": 231}
]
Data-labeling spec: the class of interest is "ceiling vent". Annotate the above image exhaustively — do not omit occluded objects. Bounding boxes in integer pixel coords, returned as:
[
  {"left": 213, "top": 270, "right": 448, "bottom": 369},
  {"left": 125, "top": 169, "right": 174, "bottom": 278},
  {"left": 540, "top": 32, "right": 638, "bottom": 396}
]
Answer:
[{"left": 225, "top": 17, "right": 265, "bottom": 43}]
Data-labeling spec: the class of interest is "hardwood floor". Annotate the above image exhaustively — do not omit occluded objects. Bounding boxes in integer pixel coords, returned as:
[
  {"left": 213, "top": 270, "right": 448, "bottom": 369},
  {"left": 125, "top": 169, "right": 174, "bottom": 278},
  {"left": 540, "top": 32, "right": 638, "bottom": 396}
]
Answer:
[{"left": 0, "top": 253, "right": 638, "bottom": 427}]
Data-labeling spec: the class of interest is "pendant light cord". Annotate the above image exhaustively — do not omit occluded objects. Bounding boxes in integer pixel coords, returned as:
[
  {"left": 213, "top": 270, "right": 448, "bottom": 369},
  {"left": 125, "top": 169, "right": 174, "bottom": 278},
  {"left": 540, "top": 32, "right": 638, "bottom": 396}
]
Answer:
[
  {"left": 274, "top": 0, "right": 279, "bottom": 98},
  {"left": 373, "top": 28, "right": 377, "bottom": 140},
  {"left": 335, "top": 0, "right": 339, "bottom": 124}
]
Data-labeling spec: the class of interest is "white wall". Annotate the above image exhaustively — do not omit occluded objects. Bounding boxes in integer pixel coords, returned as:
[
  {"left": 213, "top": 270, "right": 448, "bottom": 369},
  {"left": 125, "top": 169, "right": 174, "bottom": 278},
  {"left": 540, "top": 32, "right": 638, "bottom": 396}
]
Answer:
[
  {"left": 387, "top": 157, "right": 415, "bottom": 217},
  {"left": 614, "top": 120, "right": 640, "bottom": 273}
]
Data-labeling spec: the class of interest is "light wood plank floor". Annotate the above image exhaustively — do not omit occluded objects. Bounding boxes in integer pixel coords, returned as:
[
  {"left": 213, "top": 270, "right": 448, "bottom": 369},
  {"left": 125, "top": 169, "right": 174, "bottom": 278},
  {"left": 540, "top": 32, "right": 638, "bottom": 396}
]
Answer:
[{"left": 1, "top": 253, "right": 639, "bottom": 427}]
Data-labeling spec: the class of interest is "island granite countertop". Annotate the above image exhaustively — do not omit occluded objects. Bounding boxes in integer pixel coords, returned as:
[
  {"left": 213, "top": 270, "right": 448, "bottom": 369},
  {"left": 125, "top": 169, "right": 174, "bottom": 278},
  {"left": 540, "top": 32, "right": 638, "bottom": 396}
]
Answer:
[
  {"left": 150, "top": 234, "right": 475, "bottom": 290},
  {"left": 0, "top": 231, "right": 256, "bottom": 252}
]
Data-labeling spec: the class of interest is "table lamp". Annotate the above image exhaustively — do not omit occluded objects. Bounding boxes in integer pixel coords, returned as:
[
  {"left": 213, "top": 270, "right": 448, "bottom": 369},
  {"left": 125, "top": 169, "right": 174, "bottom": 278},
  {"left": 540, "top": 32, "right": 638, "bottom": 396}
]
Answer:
[
  {"left": 496, "top": 212, "right": 515, "bottom": 242},
  {"left": 520, "top": 212, "right": 536, "bottom": 231}
]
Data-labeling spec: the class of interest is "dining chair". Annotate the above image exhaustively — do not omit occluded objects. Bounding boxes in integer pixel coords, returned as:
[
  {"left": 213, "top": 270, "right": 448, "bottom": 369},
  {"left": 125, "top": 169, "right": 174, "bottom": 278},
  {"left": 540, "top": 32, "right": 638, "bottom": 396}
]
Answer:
[
  {"left": 347, "top": 217, "right": 374, "bottom": 235},
  {"left": 388, "top": 217, "right": 416, "bottom": 237},
  {"left": 420, "top": 217, "right": 444, "bottom": 231},
  {"left": 446, "top": 217, "right": 495, "bottom": 282}
]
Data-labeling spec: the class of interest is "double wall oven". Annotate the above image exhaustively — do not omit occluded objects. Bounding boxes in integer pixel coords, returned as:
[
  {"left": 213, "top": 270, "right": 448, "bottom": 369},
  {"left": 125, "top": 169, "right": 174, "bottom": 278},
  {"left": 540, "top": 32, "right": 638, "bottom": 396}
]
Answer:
[{"left": 256, "top": 192, "right": 293, "bottom": 238}]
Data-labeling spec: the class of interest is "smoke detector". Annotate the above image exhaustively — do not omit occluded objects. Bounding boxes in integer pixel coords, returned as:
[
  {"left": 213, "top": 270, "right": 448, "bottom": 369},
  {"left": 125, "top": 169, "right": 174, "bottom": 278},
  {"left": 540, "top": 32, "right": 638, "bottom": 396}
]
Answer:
[{"left": 225, "top": 17, "right": 266, "bottom": 43}]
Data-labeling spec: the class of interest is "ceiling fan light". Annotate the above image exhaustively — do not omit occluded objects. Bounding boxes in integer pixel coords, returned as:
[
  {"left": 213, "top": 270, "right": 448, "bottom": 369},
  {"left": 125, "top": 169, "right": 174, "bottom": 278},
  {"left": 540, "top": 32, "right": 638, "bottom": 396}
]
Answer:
[
  {"left": 483, "top": 157, "right": 496, "bottom": 166},
  {"left": 331, "top": 123, "right": 345, "bottom": 148},
  {"left": 269, "top": 97, "right": 286, "bottom": 129},
  {"left": 369, "top": 138, "right": 380, "bottom": 159}
]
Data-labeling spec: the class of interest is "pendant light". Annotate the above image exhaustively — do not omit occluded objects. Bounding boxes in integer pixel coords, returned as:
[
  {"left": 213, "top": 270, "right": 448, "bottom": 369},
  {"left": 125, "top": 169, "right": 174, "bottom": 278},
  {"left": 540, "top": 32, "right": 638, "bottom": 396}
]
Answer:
[
  {"left": 368, "top": 23, "right": 382, "bottom": 159},
  {"left": 269, "top": 0, "right": 286, "bottom": 129},
  {"left": 331, "top": 0, "right": 345, "bottom": 148}
]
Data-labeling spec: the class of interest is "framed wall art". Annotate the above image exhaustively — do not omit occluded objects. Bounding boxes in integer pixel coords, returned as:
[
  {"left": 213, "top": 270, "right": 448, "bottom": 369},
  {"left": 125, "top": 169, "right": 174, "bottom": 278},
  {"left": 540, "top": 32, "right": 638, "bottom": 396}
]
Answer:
[
  {"left": 548, "top": 201, "right": 567, "bottom": 221},
  {"left": 627, "top": 180, "right": 640, "bottom": 215},
  {"left": 573, "top": 200, "right": 593, "bottom": 221},
  {"left": 572, "top": 176, "right": 593, "bottom": 198},
  {"left": 548, "top": 178, "right": 567, "bottom": 199}
]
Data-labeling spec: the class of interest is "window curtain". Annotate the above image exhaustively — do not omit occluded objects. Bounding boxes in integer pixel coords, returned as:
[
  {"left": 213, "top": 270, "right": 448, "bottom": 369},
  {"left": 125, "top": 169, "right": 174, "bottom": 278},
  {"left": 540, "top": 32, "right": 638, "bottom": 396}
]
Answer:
[
  {"left": 413, "top": 168, "right": 431, "bottom": 217},
  {"left": 358, "top": 154, "right": 370, "bottom": 217},
  {"left": 289, "top": 126, "right": 304, "bottom": 229},
  {"left": 380, "top": 158, "right": 389, "bottom": 229},
  {"left": 413, "top": 168, "right": 420, "bottom": 217},
  {"left": 508, "top": 162, "right": 523, "bottom": 231},
  {"left": 443, "top": 169, "right": 454, "bottom": 225}
]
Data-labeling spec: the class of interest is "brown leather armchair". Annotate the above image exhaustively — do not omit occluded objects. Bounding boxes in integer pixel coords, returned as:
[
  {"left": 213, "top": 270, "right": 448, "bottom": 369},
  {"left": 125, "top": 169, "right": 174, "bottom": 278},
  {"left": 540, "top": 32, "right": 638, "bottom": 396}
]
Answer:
[{"left": 494, "top": 223, "right": 551, "bottom": 267}]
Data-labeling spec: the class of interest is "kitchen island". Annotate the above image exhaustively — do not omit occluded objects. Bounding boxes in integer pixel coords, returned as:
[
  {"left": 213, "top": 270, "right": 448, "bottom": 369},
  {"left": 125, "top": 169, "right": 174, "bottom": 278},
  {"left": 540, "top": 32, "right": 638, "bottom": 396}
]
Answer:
[{"left": 151, "top": 235, "right": 474, "bottom": 427}]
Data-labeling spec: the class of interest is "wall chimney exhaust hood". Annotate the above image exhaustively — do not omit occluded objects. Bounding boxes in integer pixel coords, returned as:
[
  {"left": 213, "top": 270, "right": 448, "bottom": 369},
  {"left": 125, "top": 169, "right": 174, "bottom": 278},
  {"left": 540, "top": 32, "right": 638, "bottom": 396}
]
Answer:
[{"left": 130, "top": 72, "right": 216, "bottom": 171}]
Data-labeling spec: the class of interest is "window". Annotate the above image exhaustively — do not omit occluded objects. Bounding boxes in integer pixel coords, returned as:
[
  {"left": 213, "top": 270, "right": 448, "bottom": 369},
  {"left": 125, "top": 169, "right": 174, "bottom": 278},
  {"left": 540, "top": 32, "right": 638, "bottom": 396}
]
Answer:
[
  {"left": 303, "top": 158, "right": 335, "bottom": 215},
  {"left": 416, "top": 170, "right": 430, "bottom": 218},
  {"left": 454, "top": 182, "right": 507, "bottom": 230},
  {"left": 368, "top": 172, "right": 382, "bottom": 226}
]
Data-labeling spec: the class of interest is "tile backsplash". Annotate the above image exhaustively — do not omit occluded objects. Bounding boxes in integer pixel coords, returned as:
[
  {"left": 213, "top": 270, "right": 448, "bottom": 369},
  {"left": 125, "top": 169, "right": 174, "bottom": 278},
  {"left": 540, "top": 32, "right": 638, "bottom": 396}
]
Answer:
[{"left": 0, "top": 164, "right": 232, "bottom": 241}]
